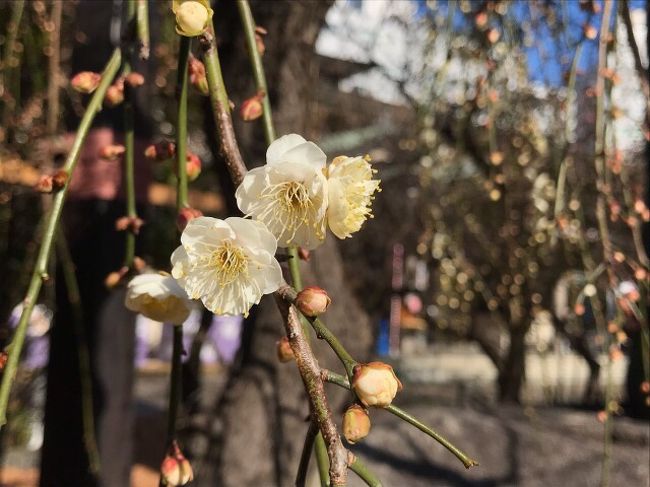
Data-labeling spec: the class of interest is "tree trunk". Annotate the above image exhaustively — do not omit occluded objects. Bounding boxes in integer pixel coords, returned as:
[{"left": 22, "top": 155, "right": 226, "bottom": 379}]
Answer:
[
  {"left": 201, "top": 2, "right": 373, "bottom": 486},
  {"left": 498, "top": 326, "right": 528, "bottom": 404}
]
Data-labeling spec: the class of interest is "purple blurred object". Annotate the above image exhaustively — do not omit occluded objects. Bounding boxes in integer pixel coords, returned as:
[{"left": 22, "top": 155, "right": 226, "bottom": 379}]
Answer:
[
  {"left": 8, "top": 304, "right": 52, "bottom": 370},
  {"left": 208, "top": 314, "right": 242, "bottom": 364}
]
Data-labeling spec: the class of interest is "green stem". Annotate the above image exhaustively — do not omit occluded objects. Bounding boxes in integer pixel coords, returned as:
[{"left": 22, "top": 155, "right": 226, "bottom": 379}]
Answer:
[
  {"left": 296, "top": 421, "right": 318, "bottom": 487},
  {"left": 0, "top": 48, "right": 122, "bottom": 429},
  {"left": 349, "top": 456, "right": 382, "bottom": 487},
  {"left": 314, "top": 432, "right": 330, "bottom": 487},
  {"left": 176, "top": 36, "right": 191, "bottom": 209},
  {"left": 123, "top": 69, "right": 136, "bottom": 267},
  {"left": 136, "top": 0, "right": 150, "bottom": 59},
  {"left": 56, "top": 233, "right": 101, "bottom": 474},
  {"left": 322, "top": 370, "right": 479, "bottom": 470},
  {"left": 1, "top": 0, "right": 25, "bottom": 125},
  {"left": 236, "top": 0, "right": 275, "bottom": 144}
]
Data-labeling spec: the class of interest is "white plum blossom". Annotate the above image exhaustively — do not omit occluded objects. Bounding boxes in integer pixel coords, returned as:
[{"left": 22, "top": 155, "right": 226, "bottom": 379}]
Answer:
[
  {"left": 235, "top": 134, "right": 328, "bottom": 250},
  {"left": 170, "top": 216, "right": 282, "bottom": 316},
  {"left": 125, "top": 273, "right": 192, "bottom": 325},
  {"left": 326, "top": 155, "right": 380, "bottom": 239}
]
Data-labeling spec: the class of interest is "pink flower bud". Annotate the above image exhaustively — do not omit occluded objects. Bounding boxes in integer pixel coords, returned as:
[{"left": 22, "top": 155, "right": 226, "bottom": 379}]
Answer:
[
  {"left": 145, "top": 141, "right": 176, "bottom": 161},
  {"left": 51, "top": 170, "right": 68, "bottom": 190},
  {"left": 240, "top": 92, "right": 265, "bottom": 122},
  {"left": 177, "top": 207, "right": 203, "bottom": 232},
  {"left": 125, "top": 72, "right": 145, "bottom": 88},
  {"left": 352, "top": 362, "right": 402, "bottom": 408},
  {"left": 276, "top": 337, "right": 294, "bottom": 363},
  {"left": 35, "top": 175, "right": 54, "bottom": 193},
  {"left": 0, "top": 352, "right": 7, "bottom": 371},
  {"left": 186, "top": 152, "right": 202, "bottom": 181},
  {"left": 297, "top": 247, "right": 310, "bottom": 261},
  {"left": 342, "top": 404, "right": 371, "bottom": 444},
  {"left": 104, "top": 266, "right": 129, "bottom": 289},
  {"left": 188, "top": 56, "right": 209, "bottom": 95},
  {"left": 71, "top": 71, "right": 101, "bottom": 93},
  {"left": 105, "top": 83, "right": 124, "bottom": 107},
  {"left": 99, "top": 144, "right": 126, "bottom": 160},
  {"left": 115, "top": 216, "right": 145, "bottom": 234},
  {"left": 255, "top": 26, "right": 267, "bottom": 56},
  {"left": 295, "top": 286, "right": 331, "bottom": 317},
  {"left": 161, "top": 441, "right": 193, "bottom": 486}
]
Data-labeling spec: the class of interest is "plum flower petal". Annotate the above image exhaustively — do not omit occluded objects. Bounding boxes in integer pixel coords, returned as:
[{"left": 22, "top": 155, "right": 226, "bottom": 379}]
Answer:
[
  {"left": 125, "top": 273, "right": 191, "bottom": 325},
  {"left": 326, "top": 155, "right": 380, "bottom": 239},
  {"left": 171, "top": 216, "right": 282, "bottom": 316},
  {"left": 236, "top": 134, "right": 328, "bottom": 249}
]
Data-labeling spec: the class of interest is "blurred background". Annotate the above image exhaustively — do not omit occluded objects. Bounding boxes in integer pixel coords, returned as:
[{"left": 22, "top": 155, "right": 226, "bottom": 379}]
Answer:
[{"left": 0, "top": 0, "right": 648, "bottom": 486}]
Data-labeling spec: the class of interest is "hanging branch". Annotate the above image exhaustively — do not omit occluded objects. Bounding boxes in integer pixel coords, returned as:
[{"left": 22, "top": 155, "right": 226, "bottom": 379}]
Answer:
[
  {"left": 159, "top": 35, "right": 192, "bottom": 487},
  {"left": 0, "top": 47, "right": 123, "bottom": 428},
  {"left": 274, "top": 297, "right": 349, "bottom": 486},
  {"left": 348, "top": 455, "right": 383, "bottom": 487},
  {"left": 46, "top": 0, "right": 63, "bottom": 136},
  {"left": 321, "top": 369, "right": 479, "bottom": 470}
]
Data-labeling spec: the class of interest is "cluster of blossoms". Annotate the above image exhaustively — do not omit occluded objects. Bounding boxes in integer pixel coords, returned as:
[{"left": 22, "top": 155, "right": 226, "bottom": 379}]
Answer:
[
  {"left": 236, "top": 134, "right": 380, "bottom": 249},
  {"left": 125, "top": 133, "right": 379, "bottom": 322}
]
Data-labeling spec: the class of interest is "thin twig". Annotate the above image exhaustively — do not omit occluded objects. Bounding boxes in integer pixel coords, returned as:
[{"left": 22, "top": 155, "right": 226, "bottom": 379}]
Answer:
[
  {"left": 136, "top": 0, "right": 150, "bottom": 60},
  {"left": 199, "top": 29, "right": 248, "bottom": 186},
  {"left": 296, "top": 421, "right": 318, "bottom": 487},
  {"left": 348, "top": 454, "right": 383, "bottom": 487},
  {"left": 46, "top": 0, "right": 63, "bottom": 136},
  {"left": 321, "top": 369, "right": 479, "bottom": 470},
  {"left": 274, "top": 298, "right": 348, "bottom": 486},
  {"left": 0, "top": 48, "right": 122, "bottom": 428}
]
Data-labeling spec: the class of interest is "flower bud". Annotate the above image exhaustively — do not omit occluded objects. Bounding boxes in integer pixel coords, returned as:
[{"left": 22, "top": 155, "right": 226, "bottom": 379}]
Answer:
[
  {"left": 295, "top": 286, "right": 331, "bottom": 317},
  {"left": 133, "top": 256, "right": 146, "bottom": 272},
  {"left": 240, "top": 92, "right": 265, "bottom": 122},
  {"left": 297, "top": 247, "right": 310, "bottom": 261},
  {"left": 0, "top": 352, "right": 8, "bottom": 371},
  {"left": 125, "top": 72, "right": 145, "bottom": 88},
  {"left": 161, "top": 441, "right": 193, "bottom": 486},
  {"left": 173, "top": 0, "right": 213, "bottom": 37},
  {"left": 352, "top": 362, "right": 402, "bottom": 408},
  {"left": 177, "top": 207, "right": 203, "bottom": 232},
  {"left": 105, "top": 83, "right": 124, "bottom": 107},
  {"left": 35, "top": 175, "right": 53, "bottom": 193},
  {"left": 640, "top": 381, "right": 650, "bottom": 394},
  {"left": 188, "top": 56, "right": 209, "bottom": 95},
  {"left": 276, "top": 337, "right": 294, "bottom": 363},
  {"left": 115, "top": 216, "right": 145, "bottom": 234},
  {"left": 104, "top": 266, "right": 129, "bottom": 289},
  {"left": 342, "top": 404, "right": 371, "bottom": 444},
  {"left": 71, "top": 71, "right": 101, "bottom": 93},
  {"left": 52, "top": 170, "right": 68, "bottom": 190},
  {"left": 99, "top": 144, "right": 126, "bottom": 160},
  {"left": 145, "top": 141, "right": 176, "bottom": 161},
  {"left": 486, "top": 28, "right": 500, "bottom": 44},
  {"left": 186, "top": 152, "right": 202, "bottom": 181},
  {"left": 489, "top": 151, "right": 503, "bottom": 166},
  {"left": 255, "top": 26, "right": 267, "bottom": 56}
]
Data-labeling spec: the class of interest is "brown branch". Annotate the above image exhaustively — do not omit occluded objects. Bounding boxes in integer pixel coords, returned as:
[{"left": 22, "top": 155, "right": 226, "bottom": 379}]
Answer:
[
  {"left": 621, "top": 0, "right": 649, "bottom": 101},
  {"left": 199, "top": 29, "right": 247, "bottom": 187},
  {"left": 274, "top": 294, "right": 348, "bottom": 486}
]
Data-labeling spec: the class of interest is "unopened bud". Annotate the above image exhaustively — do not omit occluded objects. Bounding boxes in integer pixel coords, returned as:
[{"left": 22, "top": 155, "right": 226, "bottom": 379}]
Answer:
[
  {"left": 145, "top": 141, "right": 176, "bottom": 161},
  {"left": 105, "top": 83, "right": 124, "bottom": 107},
  {"left": 596, "top": 410, "right": 607, "bottom": 423},
  {"left": 161, "top": 441, "right": 193, "bottom": 486},
  {"left": 634, "top": 268, "right": 647, "bottom": 280},
  {"left": 276, "top": 337, "right": 294, "bottom": 363},
  {"left": 125, "top": 72, "right": 145, "bottom": 88},
  {"left": 71, "top": 71, "right": 101, "bottom": 93},
  {"left": 188, "top": 56, "right": 209, "bottom": 95},
  {"left": 574, "top": 303, "right": 585, "bottom": 316},
  {"left": 104, "top": 266, "right": 129, "bottom": 289},
  {"left": 35, "top": 175, "right": 54, "bottom": 193},
  {"left": 475, "top": 12, "right": 488, "bottom": 28},
  {"left": 177, "top": 207, "right": 203, "bottom": 232},
  {"left": 173, "top": 0, "right": 213, "bottom": 37},
  {"left": 297, "top": 247, "right": 310, "bottom": 261},
  {"left": 133, "top": 256, "right": 146, "bottom": 272},
  {"left": 186, "top": 152, "right": 202, "bottom": 181},
  {"left": 52, "top": 170, "right": 68, "bottom": 190},
  {"left": 352, "top": 362, "right": 402, "bottom": 407},
  {"left": 640, "top": 381, "right": 650, "bottom": 394},
  {"left": 240, "top": 92, "right": 265, "bottom": 121},
  {"left": 0, "top": 352, "right": 8, "bottom": 371},
  {"left": 99, "top": 144, "right": 126, "bottom": 160},
  {"left": 255, "top": 26, "right": 267, "bottom": 56},
  {"left": 295, "top": 286, "right": 331, "bottom": 317},
  {"left": 115, "top": 216, "right": 145, "bottom": 234},
  {"left": 342, "top": 404, "right": 371, "bottom": 444}
]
